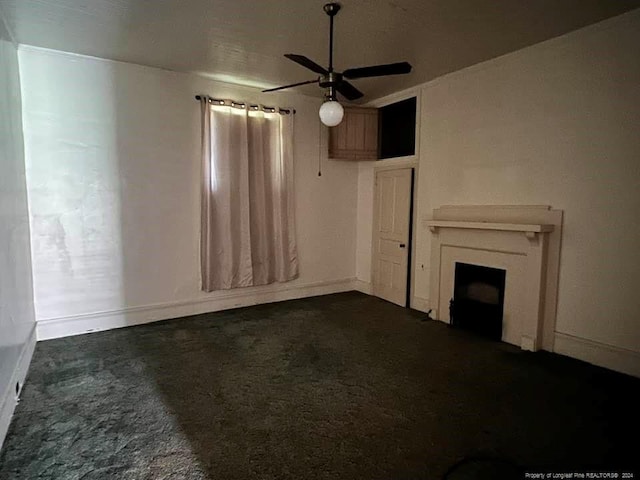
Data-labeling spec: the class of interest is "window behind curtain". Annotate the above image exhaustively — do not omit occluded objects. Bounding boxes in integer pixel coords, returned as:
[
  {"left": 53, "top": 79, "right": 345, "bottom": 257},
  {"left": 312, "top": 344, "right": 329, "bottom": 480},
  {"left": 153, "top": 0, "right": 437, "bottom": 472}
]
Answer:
[{"left": 199, "top": 99, "right": 298, "bottom": 291}]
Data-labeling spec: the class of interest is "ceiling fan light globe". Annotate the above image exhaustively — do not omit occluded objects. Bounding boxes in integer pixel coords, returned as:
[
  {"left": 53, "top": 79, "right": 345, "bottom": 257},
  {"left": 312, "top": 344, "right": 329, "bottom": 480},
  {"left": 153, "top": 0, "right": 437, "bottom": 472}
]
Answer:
[{"left": 319, "top": 100, "right": 344, "bottom": 126}]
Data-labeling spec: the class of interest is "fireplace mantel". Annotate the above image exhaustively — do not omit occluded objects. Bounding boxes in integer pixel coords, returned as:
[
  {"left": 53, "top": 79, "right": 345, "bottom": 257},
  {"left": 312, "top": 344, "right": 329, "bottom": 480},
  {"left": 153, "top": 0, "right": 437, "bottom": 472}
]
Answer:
[
  {"left": 425, "top": 220, "right": 554, "bottom": 239},
  {"left": 425, "top": 206, "right": 563, "bottom": 352}
]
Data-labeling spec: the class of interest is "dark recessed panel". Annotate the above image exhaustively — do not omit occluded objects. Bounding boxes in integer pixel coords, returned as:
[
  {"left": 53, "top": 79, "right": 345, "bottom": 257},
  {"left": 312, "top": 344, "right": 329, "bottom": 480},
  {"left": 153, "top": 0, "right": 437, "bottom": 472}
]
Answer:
[
  {"left": 451, "top": 262, "right": 506, "bottom": 341},
  {"left": 378, "top": 97, "right": 416, "bottom": 159}
]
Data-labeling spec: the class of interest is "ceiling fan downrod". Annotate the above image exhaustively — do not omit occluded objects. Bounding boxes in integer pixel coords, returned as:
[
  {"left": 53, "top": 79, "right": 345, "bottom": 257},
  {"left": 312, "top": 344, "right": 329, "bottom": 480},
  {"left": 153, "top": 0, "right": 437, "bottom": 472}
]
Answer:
[{"left": 323, "top": 3, "right": 341, "bottom": 74}]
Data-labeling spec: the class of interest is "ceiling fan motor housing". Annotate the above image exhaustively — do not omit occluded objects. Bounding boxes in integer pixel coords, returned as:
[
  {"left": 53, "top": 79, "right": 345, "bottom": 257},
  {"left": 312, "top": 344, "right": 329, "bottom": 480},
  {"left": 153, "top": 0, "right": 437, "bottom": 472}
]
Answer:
[{"left": 319, "top": 72, "right": 342, "bottom": 88}]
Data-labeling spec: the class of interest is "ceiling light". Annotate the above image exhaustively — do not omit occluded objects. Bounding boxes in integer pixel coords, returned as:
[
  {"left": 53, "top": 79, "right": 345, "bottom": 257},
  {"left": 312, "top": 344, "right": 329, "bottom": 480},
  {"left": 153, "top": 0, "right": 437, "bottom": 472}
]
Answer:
[{"left": 319, "top": 99, "right": 344, "bottom": 127}]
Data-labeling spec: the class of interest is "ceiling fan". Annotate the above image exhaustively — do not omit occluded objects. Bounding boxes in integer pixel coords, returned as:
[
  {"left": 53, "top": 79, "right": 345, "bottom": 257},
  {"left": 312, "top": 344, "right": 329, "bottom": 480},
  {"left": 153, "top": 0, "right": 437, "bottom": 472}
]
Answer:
[{"left": 262, "top": 2, "right": 412, "bottom": 126}]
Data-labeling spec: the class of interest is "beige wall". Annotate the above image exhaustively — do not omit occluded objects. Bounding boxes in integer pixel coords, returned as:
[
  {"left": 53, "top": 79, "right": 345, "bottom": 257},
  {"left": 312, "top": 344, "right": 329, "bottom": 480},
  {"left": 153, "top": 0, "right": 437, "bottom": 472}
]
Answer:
[
  {"left": 0, "top": 13, "right": 36, "bottom": 447},
  {"left": 19, "top": 47, "right": 360, "bottom": 338},
  {"left": 358, "top": 10, "right": 640, "bottom": 367}
]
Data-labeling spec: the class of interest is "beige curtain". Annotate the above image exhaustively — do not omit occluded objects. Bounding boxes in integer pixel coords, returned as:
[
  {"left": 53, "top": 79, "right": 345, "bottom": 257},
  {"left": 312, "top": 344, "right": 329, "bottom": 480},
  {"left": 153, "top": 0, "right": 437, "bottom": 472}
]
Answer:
[{"left": 199, "top": 98, "right": 299, "bottom": 291}]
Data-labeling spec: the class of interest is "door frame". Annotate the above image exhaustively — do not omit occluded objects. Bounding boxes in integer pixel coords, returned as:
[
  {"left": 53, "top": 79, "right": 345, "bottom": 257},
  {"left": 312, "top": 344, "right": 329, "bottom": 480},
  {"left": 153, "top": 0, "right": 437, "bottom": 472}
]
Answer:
[
  {"left": 365, "top": 87, "right": 421, "bottom": 309},
  {"left": 370, "top": 160, "right": 418, "bottom": 308}
]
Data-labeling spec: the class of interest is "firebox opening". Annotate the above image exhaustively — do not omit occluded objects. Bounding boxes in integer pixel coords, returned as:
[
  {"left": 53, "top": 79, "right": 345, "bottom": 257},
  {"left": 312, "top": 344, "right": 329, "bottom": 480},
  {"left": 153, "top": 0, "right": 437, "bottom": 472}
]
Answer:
[{"left": 450, "top": 263, "right": 506, "bottom": 341}]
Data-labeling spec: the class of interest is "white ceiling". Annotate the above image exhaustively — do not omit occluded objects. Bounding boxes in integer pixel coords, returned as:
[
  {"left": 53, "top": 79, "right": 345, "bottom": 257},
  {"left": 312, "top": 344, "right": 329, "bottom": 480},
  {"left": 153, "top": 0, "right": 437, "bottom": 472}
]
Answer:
[{"left": 1, "top": 0, "right": 639, "bottom": 101}]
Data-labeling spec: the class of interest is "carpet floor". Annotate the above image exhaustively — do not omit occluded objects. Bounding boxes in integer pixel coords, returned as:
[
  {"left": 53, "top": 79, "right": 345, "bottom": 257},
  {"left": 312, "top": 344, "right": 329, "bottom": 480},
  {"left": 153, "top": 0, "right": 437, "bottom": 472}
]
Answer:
[{"left": 0, "top": 291, "right": 638, "bottom": 479}]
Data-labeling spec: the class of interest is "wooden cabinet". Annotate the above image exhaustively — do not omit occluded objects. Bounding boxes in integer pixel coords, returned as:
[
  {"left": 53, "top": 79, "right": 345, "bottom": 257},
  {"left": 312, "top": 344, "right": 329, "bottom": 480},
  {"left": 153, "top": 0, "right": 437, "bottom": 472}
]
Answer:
[{"left": 328, "top": 106, "right": 378, "bottom": 160}]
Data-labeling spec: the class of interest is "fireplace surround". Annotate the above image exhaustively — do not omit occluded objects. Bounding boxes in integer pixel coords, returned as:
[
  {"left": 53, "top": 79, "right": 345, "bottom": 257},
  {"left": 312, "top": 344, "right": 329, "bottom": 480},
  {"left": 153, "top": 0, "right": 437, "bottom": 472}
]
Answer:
[{"left": 425, "top": 205, "right": 562, "bottom": 351}]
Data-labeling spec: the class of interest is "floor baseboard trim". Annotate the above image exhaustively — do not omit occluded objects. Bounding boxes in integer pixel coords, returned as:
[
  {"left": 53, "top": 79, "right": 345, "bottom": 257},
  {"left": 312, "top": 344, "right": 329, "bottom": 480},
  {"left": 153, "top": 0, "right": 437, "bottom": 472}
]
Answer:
[
  {"left": 352, "top": 284, "right": 429, "bottom": 314},
  {"left": 37, "top": 278, "right": 357, "bottom": 341},
  {"left": 554, "top": 332, "right": 640, "bottom": 378},
  {"left": 353, "top": 279, "right": 372, "bottom": 295},
  {"left": 0, "top": 324, "right": 37, "bottom": 450},
  {"left": 411, "top": 296, "right": 430, "bottom": 313}
]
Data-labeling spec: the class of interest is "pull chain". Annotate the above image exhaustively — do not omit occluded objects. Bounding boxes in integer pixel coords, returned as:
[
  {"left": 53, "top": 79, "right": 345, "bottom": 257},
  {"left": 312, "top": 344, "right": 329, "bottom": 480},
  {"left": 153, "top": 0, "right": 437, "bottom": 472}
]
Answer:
[{"left": 317, "top": 120, "right": 323, "bottom": 177}]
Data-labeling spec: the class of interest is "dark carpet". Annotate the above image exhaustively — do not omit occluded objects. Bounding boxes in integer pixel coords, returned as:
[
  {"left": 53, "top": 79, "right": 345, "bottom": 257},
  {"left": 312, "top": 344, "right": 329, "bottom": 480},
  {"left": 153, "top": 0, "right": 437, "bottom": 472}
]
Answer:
[{"left": 0, "top": 291, "right": 638, "bottom": 479}]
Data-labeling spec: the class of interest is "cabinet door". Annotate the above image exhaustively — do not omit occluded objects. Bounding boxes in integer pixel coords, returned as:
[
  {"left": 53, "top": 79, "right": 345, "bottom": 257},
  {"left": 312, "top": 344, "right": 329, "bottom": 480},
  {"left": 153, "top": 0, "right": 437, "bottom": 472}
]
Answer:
[{"left": 329, "top": 107, "right": 378, "bottom": 160}]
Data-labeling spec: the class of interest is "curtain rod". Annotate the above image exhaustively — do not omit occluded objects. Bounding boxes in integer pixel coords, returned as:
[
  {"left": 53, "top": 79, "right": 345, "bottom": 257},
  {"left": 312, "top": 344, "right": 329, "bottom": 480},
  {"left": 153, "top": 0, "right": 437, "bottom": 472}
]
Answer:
[{"left": 195, "top": 95, "right": 295, "bottom": 115}]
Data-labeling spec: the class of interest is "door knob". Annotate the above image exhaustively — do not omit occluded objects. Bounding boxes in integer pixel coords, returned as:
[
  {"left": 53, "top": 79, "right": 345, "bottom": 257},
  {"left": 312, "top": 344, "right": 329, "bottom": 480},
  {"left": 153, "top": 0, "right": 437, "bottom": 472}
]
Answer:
[{"left": 399, "top": 243, "right": 406, "bottom": 248}]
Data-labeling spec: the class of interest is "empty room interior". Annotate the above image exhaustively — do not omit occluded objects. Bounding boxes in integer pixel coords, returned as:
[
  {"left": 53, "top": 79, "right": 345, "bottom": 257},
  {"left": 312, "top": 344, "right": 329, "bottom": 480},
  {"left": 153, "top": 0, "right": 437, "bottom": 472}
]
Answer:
[{"left": 1, "top": 0, "right": 640, "bottom": 478}]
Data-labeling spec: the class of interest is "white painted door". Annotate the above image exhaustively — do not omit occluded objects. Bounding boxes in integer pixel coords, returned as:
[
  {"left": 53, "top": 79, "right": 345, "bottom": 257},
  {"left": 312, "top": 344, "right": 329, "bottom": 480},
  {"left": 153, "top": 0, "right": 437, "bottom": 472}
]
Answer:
[{"left": 372, "top": 168, "right": 412, "bottom": 306}]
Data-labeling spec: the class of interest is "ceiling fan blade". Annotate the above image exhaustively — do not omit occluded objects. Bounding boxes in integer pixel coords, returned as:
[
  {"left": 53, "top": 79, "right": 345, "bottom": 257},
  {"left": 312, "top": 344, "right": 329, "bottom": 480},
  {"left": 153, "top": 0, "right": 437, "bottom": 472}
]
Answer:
[
  {"left": 262, "top": 79, "right": 319, "bottom": 93},
  {"left": 336, "top": 81, "right": 364, "bottom": 101},
  {"left": 284, "top": 54, "right": 328, "bottom": 75},
  {"left": 343, "top": 61, "right": 412, "bottom": 79}
]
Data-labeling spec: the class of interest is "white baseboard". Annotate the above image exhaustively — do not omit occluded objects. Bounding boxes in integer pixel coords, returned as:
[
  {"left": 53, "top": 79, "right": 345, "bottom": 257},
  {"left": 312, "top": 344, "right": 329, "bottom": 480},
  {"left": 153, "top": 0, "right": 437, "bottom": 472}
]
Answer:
[
  {"left": 37, "top": 277, "right": 358, "bottom": 341},
  {"left": 353, "top": 279, "right": 372, "bottom": 295},
  {"left": 352, "top": 283, "right": 430, "bottom": 315},
  {"left": 411, "top": 296, "right": 430, "bottom": 313},
  {"left": 0, "top": 324, "right": 37, "bottom": 450},
  {"left": 554, "top": 332, "right": 640, "bottom": 378}
]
